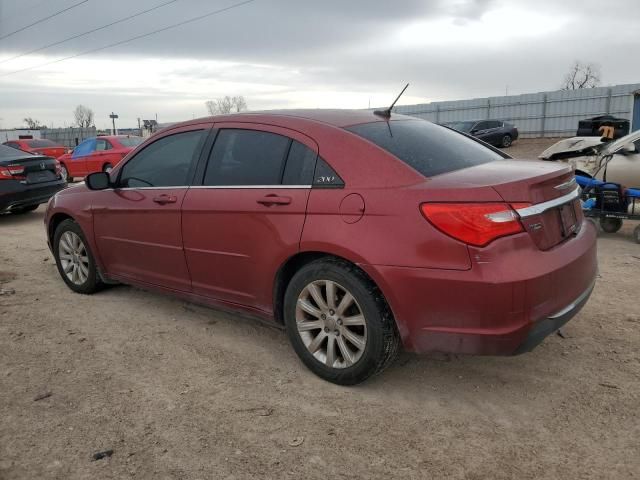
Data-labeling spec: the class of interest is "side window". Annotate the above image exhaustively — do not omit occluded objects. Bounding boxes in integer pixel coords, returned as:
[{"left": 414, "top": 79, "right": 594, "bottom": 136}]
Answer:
[
  {"left": 488, "top": 120, "right": 502, "bottom": 129},
  {"left": 204, "top": 129, "right": 290, "bottom": 186},
  {"left": 72, "top": 139, "right": 96, "bottom": 158},
  {"left": 474, "top": 121, "right": 490, "bottom": 131},
  {"left": 95, "top": 139, "right": 112, "bottom": 151},
  {"left": 313, "top": 158, "right": 344, "bottom": 188},
  {"left": 119, "top": 130, "right": 206, "bottom": 188},
  {"left": 282, "top": 141, "right": 317, "bottom": 185}
]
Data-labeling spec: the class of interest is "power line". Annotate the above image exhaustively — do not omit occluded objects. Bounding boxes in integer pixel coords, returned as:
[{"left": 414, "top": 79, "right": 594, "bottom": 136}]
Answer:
[
  {"left": 0, "top": 0, "right": 89, "bottom": 41},
  {"left": 1, "top": 0, "right": 180, "bottom": 65},
  {"left": 0, "top": 0, "right": 256, "bottom": 78}
]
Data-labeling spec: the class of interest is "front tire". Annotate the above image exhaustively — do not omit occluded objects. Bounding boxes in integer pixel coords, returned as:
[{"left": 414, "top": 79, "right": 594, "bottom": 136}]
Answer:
[
  {"left": 53, "top": 219, "right": 103, "bottom": 294},
  {"left": 500, "top": 134, "right": 513, "bottom": 148},
  {"left": 284, "top": 259, "right": 399, "bottom": 385},
  {"left": 60, "top": 164, "right": 72, "bottom": 183}
]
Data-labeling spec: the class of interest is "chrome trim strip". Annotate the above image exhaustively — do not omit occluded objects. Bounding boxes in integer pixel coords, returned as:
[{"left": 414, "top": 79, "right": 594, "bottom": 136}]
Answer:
[
  {"left": 548, "top": 279, "right": 596, "bottom": 319},
  {"left": 515, "top": 188, "right": 580, "bottom": 218},
  {"left": 554, "top": 178, "right": 577, "bottom": 190}
]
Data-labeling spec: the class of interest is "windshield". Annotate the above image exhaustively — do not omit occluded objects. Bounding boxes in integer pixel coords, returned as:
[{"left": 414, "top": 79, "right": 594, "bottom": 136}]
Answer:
[
  {"left": 449, "top": 121, "right": 476, "bottom": 133},
  {"left": 346, "top": 120, "right": 503, "bottom": 178},
  {"left": 118, "top": 136, "right": 144, "bottom": 147}
]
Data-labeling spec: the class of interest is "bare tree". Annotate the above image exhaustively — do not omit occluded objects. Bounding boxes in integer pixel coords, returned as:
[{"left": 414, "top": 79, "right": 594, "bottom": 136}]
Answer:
[
  {"left": 23, "top": 117, "right": 43, "bottom": 129},
  {"left": 561, "top": 61, "right": 601, "bottom": 90},
  {"left": 205, "top": 95, "right": 248, "bottom": 115},
  {"left": 73, "top": 105, "right": 95, "bottom": 128}
]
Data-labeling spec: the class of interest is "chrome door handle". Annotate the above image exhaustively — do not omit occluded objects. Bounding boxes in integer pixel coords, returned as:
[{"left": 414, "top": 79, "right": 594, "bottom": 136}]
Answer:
[{"left": 257, "top": 194, "right": 291, "bottom": 206}]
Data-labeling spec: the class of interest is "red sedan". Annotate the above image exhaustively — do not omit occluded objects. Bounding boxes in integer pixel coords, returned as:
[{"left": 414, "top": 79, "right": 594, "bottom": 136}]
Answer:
[
  {"left": 3, "top": 138, "right": 66, "bottom": 158},
  {"left": 56, "top": 135, "right": 144, "bottom": 182},
  {"left": 44, "top": 110, "right": 597, "bottom": 385}
]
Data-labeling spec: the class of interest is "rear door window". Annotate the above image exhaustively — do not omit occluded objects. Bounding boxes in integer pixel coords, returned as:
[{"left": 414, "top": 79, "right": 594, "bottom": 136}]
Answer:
[
  {"left": 282, "top": 140, "right": 317, "bottom": 185},
  {"left": 95, "top": 139, "right": 113, "bottom": 151},
  {"left": 204, "top": 129, "right": 290, "bottom": 186},
  {"left": 346, "top": 120, "right": 502, "bottom": 178},
  {"left": 119, "top": 130, "right": 206, "bottom": 188}
]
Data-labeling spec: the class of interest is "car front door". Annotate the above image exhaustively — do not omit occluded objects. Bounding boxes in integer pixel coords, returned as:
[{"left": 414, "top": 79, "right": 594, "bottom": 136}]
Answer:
[
  {"left": 181, "top": 124, "right": 318, "bottom": 313},
  {"left": 92, "top": 124, "right": 211, "bottom": 291},
  {"left": 69, "top": 138, "right": 95, "bottom": 177}
]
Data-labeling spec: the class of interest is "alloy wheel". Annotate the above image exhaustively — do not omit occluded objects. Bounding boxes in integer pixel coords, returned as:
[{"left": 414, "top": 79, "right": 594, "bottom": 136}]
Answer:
[
  {"left": 60, "top": 165, "right": 68, "bottom": 182},
  {"left": 58, "top": 231, "right": 90, "bottom": 285},
  {"left": 295, "top": 280, "right": 367, "bottom": 368}
]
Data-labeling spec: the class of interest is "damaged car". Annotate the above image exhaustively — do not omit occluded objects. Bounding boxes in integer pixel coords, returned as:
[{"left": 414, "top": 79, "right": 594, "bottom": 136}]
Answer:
[{"left": 539, "top": 130, "right": 640, "bottom": 187}]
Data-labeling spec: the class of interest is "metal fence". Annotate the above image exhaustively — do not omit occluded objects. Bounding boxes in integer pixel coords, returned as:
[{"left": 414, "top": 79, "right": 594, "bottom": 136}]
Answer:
[
  {"left": 40, "top": 127, "right": 96, "bottom": 148},
  {"left": 392, "top": 83, "right": 640, "bottom": 138}
]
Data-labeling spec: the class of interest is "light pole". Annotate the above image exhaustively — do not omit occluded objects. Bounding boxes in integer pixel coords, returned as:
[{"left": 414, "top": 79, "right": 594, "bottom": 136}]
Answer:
[{"left": 109, "top": 112, "right": 119, "bottom": 135}]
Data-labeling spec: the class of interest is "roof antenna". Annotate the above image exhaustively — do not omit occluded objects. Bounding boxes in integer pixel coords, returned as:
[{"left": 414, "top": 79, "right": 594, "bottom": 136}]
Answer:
[{"left": 374, "top": 83, "right": 409, "bottom": 118}]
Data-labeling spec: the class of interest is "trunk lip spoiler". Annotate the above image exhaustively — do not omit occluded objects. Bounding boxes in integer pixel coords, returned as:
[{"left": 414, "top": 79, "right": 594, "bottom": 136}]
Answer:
[{"left": 515, "top": 188, "right": 580, "bottom": 218}]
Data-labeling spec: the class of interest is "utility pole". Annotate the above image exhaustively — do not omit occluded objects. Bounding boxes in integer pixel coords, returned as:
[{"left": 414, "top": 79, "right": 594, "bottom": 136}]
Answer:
[{"left": 109, "top": 112, "right": 119, "bottom": 135}]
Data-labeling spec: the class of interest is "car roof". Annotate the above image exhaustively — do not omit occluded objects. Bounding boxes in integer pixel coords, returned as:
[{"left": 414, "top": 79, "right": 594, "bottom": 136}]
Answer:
[{"left": 174, "top": 109, "right": 417, "bottom": 129}]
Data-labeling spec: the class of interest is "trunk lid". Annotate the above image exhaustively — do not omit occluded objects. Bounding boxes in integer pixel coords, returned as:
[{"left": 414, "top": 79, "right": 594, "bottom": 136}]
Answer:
[
  {"left": 0, "top": 154, "right": 59, "bottom": 184},
  {"left": 423, "top": 159, "right": 582, "bottom": 250}
]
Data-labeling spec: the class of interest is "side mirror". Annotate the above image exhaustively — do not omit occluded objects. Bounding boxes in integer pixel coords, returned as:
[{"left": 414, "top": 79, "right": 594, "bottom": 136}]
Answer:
[
  {"left": 620, "top": 143, "right": 636, "bottom": 154},
  {"left": 86, "top": 172, "right": 111, "bottom": 190}
]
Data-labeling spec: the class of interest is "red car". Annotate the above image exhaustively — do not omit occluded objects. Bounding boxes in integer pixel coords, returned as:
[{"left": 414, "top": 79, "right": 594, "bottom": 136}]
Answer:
[
  {"left": 44, "top": 110, "right": 597, "bottom": 385},
  {"left": 56, "top": 135, "right": 144, "bottom": 182},
  {"left": 3, "top": 138, "right": 66, "bottom": 158}
]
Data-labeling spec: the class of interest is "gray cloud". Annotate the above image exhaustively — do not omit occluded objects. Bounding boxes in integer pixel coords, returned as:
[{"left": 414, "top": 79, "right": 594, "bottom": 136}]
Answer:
[{"left": 0, "top": 0, "right": 639, "bottom": 127}]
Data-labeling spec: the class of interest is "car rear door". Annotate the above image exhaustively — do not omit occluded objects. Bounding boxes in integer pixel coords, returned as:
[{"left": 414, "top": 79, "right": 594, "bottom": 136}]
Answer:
[
  {"left": 181, "top": 123, "right": 318, "bottom": 313},
  {"left": 92, "top": 124, "right": 211, "bottom": 291},
  {"left": 89, "top": 138, "right": 116, "bottom": 173}
]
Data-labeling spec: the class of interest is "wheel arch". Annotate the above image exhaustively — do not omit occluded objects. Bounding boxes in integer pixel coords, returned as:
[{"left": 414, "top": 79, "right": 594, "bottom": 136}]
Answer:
[
  {"left": 48, "top": 212, "right": 75, "bottom": 246},
  {"left": 272, "top": 251, "right": 396, "bottom": 329}
]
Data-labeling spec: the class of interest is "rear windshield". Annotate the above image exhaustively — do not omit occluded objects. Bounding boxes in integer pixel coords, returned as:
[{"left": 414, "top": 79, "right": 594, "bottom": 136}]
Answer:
[
  {"left": 27, "top": 139, "right": 58, "bottom": 148},
  {"left": 346, "top": 120, "right": 503, "bottom": 178},
  {"left": 118, "top": 136, "right": 144, "bottom": 147}
]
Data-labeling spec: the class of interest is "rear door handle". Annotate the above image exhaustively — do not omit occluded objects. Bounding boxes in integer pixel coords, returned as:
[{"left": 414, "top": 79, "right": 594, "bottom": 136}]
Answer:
[
  {"left": 257, "top": 194, "right": 291, "bottom": 206},
  {"left": 153, "top": 194, "right": 177, "bottom": 204}
]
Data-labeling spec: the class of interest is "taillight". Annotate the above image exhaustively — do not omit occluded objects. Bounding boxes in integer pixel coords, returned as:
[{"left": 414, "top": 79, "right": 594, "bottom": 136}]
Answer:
[
  {"left": 0, "top": 165, "right": 25, "bottom": 179},
  {"left": 420, "top": 203, "right": 525, "bottom": 247}
]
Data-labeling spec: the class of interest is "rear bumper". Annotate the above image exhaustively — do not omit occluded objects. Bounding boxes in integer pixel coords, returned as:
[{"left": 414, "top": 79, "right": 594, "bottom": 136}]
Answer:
[
  {"left": 361, "top": 220, "right": 598, "bottom": 356},
  {"left": 0, "top": 179, "right": 66, "bottom": 212}
]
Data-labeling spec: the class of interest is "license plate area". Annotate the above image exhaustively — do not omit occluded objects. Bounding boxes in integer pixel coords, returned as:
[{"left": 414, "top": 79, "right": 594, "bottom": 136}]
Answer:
[{"left": 558, "top": 203, "right": 577, "bottom": 237}]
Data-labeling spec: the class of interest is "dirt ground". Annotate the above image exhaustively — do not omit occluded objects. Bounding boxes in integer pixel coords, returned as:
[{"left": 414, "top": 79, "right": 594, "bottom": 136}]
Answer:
[{"left": 1, "top": 139, "right": 639, "bottom": 479}]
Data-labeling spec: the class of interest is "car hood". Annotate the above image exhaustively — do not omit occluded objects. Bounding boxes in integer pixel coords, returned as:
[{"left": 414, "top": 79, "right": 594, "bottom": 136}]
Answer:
[{"left": 539, "top": 136, "right": 606, "bottom": 160}]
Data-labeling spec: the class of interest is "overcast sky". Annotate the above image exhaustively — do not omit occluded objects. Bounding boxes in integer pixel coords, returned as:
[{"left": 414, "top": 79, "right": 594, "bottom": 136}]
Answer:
[{"left": 0, "top": 0, "right": 639, "bottom": 129}]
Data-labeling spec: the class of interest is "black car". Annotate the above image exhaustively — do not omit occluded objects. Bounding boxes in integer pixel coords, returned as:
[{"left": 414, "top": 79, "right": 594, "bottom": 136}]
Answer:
[
  {"left": 449, "top": 120, "right": 519, "bottom": 148},
  {"left": 0, "top": 144, "right": 66, "bottom": 215},
  {"left": 576, "top": 115, "right": 630, "bottom": 139}
]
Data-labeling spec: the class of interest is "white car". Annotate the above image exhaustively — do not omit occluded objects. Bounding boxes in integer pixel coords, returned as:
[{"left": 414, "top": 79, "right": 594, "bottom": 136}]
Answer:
[{"left": 540, "top": 130, "right": 640, "bottom": 187}]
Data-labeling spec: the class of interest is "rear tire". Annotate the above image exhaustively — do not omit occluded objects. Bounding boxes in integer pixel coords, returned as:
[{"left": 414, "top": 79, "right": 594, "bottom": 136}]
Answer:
[
  {"left": 103, "top": 163, "right": 113, "bottom": 173},
  {"left": 500, "top": 134, "right": 513, "bottom": 148},
  {"left": 53, "top": 219, "right": 103, "bottom": 294},
  {"left": 283, "top": 258, "right": 400, "bottom": 385},
  {"left": 600, "top": 217, "right": 623, "bottom": 233},
  {"left": 11, "top": 205, "right": 39, "bottom": 215}
]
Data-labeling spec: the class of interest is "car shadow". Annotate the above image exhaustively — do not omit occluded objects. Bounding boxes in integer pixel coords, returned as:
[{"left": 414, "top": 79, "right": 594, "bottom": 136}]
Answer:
[{"left": 0, "top": 208, "right": 45, "bottom": 226}]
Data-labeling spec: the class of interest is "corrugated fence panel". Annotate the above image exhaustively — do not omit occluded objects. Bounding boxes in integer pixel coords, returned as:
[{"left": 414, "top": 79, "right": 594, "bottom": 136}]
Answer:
[{"left": 390, "top": 83, "right": 640, "bottom": 138}]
